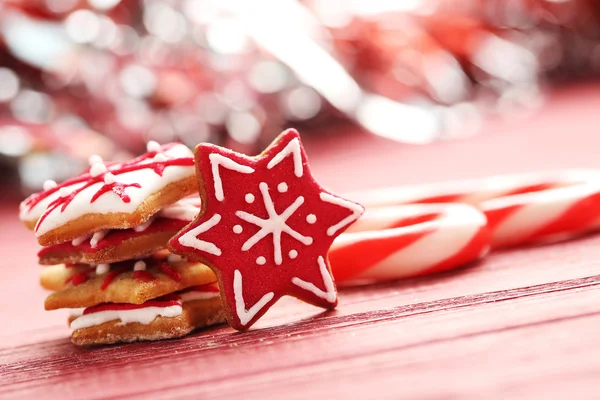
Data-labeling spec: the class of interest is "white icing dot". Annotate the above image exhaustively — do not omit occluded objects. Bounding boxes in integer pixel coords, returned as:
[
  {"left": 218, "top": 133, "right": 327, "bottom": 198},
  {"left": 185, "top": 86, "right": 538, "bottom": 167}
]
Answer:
[
  {"left": 88, "top": 154, "right": 103, "bottom": 166},
  {"left": 245, "top": 193, "right": 255, "bottom": 203},
  {"left": 95, "top": 264, "right": 110, "bottom": 275},
  {"left": 71, "top": 234, "right": 89, "bottom": 246},
  {"left": 103, "top": 172, "right": 116, "bottom": 184},
  {"left": 277, "top": 182, "right": 288, "bottom": 193},
  {"left": 306, "top": 214, "right": 317, "bottom": 224},
  {"left": 146, "top": 140, "right": 161, "bottom": 152},
  {"left": 167, "top": 253, "right": 184, "bottom": 263},
  {"left": 42, "top": 180, "right": 57, "bottom": 191},
  {"left": 133, "top": 218, "right": 154, "bottom": 232},
  {"left": 233, "top": 225, "right": 243, "bottom": 234},
  {"left": 59, "top": 187, "right": 70, "bottom": 197},
  {"left": 89, "top": 162, "right": 107, "bottom": 177},
  {"left": 256, "top": 256, "right": 266, "bottom": 265},
  {"left": 289, "top": 250, "right": 298, "bottom": 259},
  {"left": 133, "top": 261, "right": 147, "bottom": 271},
  {"left": 90, "top": 230, "right": 108, "bottom": 248},
  {"left": 153, "top": 153, "right": 167, "bottom": 162}
]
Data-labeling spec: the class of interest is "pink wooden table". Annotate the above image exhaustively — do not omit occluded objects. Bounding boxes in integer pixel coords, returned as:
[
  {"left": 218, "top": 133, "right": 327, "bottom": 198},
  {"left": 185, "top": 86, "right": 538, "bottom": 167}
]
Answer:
[{"left": 2, "top": 83, "right": 600, "bottom": 398}]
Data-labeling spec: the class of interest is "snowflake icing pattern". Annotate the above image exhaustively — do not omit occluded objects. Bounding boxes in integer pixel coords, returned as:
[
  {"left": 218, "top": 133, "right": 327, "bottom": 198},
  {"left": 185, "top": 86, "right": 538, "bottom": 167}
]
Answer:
[{"left": 170, "top": 129, "right": 364, "bottom": 330}]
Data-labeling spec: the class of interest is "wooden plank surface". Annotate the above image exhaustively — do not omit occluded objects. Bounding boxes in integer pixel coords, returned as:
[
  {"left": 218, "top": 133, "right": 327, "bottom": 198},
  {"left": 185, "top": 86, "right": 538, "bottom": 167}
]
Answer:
[{"left": 2, "top": 84, "right": 600, "bottom": 399}]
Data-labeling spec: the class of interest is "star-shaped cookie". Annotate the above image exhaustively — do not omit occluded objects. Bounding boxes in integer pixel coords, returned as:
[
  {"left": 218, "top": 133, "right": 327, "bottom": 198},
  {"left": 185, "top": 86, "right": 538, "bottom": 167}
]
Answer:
[{"left": 169, "top": 129, "right": 364, "bottom": 330}]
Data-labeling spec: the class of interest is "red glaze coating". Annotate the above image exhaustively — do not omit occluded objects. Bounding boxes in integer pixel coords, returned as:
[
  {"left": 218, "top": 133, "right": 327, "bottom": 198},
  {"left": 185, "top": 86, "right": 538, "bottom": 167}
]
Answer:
[
  {"left": 38, "top": 218, "right": 187, "bottom": 258},
  {"left": 158, "top": 263, "right": 181, "bottom": 282},
  {"left": 82, "top": 294, "right": 181, "bottom": 315},
  {"left": 169, "top": 129, "right": 364, "bottom": 330},
  {"left": 133, "top": 270, "right": 156, "bottom": 282},
  {"left": 65, "top": 271, "right": 90, "bottom": 286},
  {"left": 181, "top": 283, "right": 220, "bottom": 293}
]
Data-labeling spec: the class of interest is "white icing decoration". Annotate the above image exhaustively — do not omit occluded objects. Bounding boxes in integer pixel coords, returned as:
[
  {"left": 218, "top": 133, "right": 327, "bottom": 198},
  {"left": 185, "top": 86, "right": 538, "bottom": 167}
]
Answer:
[
  {"left": 245, "top": 193, "right": 255, "bottom": 203},
  {"left": 95, "top": 264, "right": 110, "bottom": 275},
  {"left": 256, "top": 256, "right": 266, "bottom": 265},
  {"left": 70, "top": 304, "right": 182, "bottom": 330},
  {"left": 68, "top": 308, "right": 84, "bottom": 318},
  {"left": 154, "top": 153, "right": 167, "bottom": 162},
  {"left": 33, "top": 144, "right": 194, "bottom": 236},
  {"left": 59, "top": 187, "right": 70, "bottom": 197},
  {"left": 72, "top": 234, "right": 90, "bottom": 246},
  {"left": 236, "top": 182, "right": 313, "bottom": 266},
  {"left": 178, "top": 214, "right": 223, "bottom": 256},
  {"left": 319, "top": 192, "right": 364, "bottom": 236},
  {"left": 133, "top": 218, "right": 154, "bottom": 233},
  {"left": 20, "top": 181, "right": 86, "bottom": 223},
  {"left": 291, "top": 256, "right": 336, "bottom": 303},
  {"left": 158, "top": 197, "right": 201, "bottom": 221},
  {"left": 306, "top": 214, "right": 317, "bottom": 224},
  {"left": 133, "top": 260, "right": 147, "bottom": 271},
  {"left": 267, "top": 137, "right": 303, "bottom": 177},
  {"left": 289, "top": 249, "right": 298, "bottom": 259},
  {"left": 104, "top": 172, "right": 116, "bottom": 185},
  {"left": 233, "top": 225, "right": 243, "bottom": 234},
  {"left": 43, "top": 180, "right": 57, "bottom": 191},
  {"left": 90, "top": 230, "right": 108, "bottom": 248},
  {"left": 277, "top": 182, "right": 288, "bottom": 193},
  {"left": 209, "top": 153, "right": 255, "bottom": 201},
  {"left": 89, "top": 163, "right": 107, "bottom": 177},
  {"left": 146, "top": 141, "right": 161, "bottom": 152},
  {"left": 233, "top": 269, "right": 274, "bottom": 326},
  {"left": 88, "top": 154, "right": 103, "bottom": 165},
  {"left": 180, "top": 290, "right": 219, "bottom": 302}
]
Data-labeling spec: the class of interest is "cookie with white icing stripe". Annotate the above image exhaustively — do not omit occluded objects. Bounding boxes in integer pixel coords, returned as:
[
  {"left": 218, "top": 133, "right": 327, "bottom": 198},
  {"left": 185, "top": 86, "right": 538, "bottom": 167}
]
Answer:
[
  {"left": 43, "top": 255, "right": 217, "bottom": 310},
  {"left": 38, "top": 198, "right": 200, "bottom": 265},
  {"left": 70, "top": 284, "right": 225, "bottom": 346},
  {"left": 20, "top": 142, "right": 197, "bottom": 246}
]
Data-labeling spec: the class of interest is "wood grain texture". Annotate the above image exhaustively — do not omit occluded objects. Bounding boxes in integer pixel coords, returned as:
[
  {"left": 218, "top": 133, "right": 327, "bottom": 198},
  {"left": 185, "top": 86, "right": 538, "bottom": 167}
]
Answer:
[{"left": 2, "top": 84, "right": 600, "bottom": 399}]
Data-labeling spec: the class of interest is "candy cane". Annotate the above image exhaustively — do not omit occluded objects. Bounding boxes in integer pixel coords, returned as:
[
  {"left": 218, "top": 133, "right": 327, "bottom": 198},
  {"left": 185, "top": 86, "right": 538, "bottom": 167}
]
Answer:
[
  {"left": 330, "top": 169, "right": 600, "bottom": 285},
  {"left": 331, "top": 203, "right": 490, "bottom": 285},
  {"left": 348, "top": 169, "right": 600, "bottom": 210},
  {"left": 348, "top": 169, "right": 600, "bottom": 248}
]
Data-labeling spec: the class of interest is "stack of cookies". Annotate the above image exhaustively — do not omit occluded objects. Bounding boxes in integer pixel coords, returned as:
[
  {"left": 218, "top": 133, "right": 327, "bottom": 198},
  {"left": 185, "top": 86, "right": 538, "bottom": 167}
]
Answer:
[{"left": 19, "top": 142, "right": 226, "bottom": 346}]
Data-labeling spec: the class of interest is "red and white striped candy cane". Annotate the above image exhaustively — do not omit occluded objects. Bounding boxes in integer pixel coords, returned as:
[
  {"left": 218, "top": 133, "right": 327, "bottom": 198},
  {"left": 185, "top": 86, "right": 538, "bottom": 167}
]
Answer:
[
  {"left": 331, "top": 203, "right": 490, "bottom": 285},
  {"left": 349, "top": 169, "right": 600, "bottom": 248},
  {"left": 330, "top": 169, "right": 600, "bottom": 285}
]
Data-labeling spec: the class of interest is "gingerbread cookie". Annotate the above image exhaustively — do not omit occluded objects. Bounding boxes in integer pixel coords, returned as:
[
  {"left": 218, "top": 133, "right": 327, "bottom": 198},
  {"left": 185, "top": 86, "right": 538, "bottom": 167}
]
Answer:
[
  {"left": 43, "top": 255, "right": 216, "bottom": 310},
  {"left": 20, "top": 142, "right": 197, "bottom": 246},
  {"left": 169, "top": 129, "right": 364, "bottom": 330},
  {"left": 71, "top": 284, "right": 225, "bottom": 346},
  {"left": 38, "top": 198, "right": 200, "bottom": 265}
]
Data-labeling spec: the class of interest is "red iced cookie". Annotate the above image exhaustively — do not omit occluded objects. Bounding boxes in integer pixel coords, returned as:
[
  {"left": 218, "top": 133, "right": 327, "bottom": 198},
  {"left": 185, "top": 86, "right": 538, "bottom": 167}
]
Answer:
[{"left": 169, "top": 129, "right": 364, "bottom": 330}]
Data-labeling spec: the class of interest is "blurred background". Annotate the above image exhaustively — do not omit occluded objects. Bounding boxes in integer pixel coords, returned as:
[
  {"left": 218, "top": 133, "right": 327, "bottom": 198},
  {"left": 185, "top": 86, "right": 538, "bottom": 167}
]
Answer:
[{"left": 1, "top": 0, "right": 600, "bottom": 198}]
